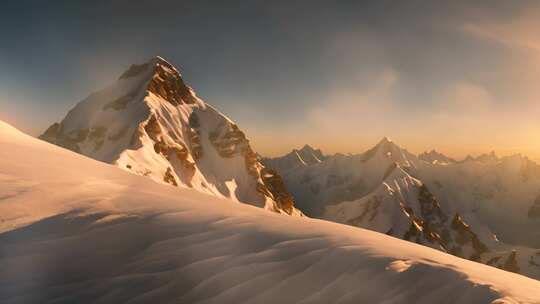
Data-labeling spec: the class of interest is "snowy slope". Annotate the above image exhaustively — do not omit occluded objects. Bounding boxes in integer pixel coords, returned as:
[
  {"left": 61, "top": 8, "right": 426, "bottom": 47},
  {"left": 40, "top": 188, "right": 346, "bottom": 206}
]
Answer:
[
  {"left": 266, "top": 139, "right": 540, "bottom": 280},
  {"left": 2, "top": 121, "right": 540, "bottom": 304},
  {"left": 39, "top": 56, "right": 300, "bottom": 216}
]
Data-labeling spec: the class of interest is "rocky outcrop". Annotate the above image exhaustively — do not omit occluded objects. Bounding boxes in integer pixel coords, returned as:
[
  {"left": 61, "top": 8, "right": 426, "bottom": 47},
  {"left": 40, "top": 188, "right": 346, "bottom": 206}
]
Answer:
[
  {"left": 259, "top": 167, "right": 295, "bottom": 214},
  {"left": 449, "top": 214, "right": 488, "bottom": 261},
  {"left": 393, "top": 183, "right": 488, "bottom": 261},
  {"left": 204, "top": 111, "right": 298, "bottom": 214},
  {"left": 163, "top": 167, "right": 178, "bottom": 186}
]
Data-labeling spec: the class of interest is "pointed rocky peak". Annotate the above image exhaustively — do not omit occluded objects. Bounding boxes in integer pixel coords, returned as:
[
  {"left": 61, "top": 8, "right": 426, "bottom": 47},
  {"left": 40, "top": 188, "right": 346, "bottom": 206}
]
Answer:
[
  {"left": 361, "top": 137, "right": 416, "bottom": 168},
  {"left": 118, "top": 56, "right": 199, "bottom": 107},
  {"left": 262, "top": 144, "right": 327, "bottom": 173},
  {"left": 298, "top": 144, "right": 315, "bottom": 153},
  {"left": 119, "top": 56, "right": 175, "bottom": 80},
  {"left": 373, "top": 137, "right": 403, "bottom": 153},
  {"left": 295, "top": 144, "right": 326, "bottom": 164},
  {"left": 147, "top": 56, "right": 199, "bottom": 106},
  {"left": 461, "top": 154, "right": 475, "bottom": 162}
]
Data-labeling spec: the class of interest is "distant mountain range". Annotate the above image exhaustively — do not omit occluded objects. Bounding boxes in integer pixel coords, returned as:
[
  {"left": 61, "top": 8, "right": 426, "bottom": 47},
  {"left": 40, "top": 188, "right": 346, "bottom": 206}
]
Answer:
[{"left": 263, "top": 138, "right": 540, "bottom": 279}]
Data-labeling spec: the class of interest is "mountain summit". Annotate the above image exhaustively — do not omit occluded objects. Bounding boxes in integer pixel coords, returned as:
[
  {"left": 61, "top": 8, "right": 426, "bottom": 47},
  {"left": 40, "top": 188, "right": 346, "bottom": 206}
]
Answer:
[
  {"left": 40, "top": 56, "right": 301, "bottom": 215},
  {"left": 360, "top": 137, "right": 418, "bottom": 169}
]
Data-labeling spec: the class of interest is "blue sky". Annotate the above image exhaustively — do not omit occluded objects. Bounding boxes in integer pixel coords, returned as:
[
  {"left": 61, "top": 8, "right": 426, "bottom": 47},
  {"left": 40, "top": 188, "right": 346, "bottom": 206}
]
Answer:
[{"left": 1, "top": 1, "right": 540, "bottom": 158}]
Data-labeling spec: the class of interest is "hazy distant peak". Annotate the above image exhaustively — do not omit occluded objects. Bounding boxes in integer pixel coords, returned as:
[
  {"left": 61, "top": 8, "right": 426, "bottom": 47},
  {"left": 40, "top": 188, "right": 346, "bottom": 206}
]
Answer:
[
  {"left": 418, "top": 149, "right": 456, "bottom": 164},
  {"left": 261, "top": 144, "right": 327, "bottom": 173},
  {"left": 379, "top": 136, "right": 392, "bottom": 143},
  {"left": 475, "top": 150, "right": 499, "bottom": 163},
  {"left": 298, "top": 144, "right": 315, "bottom": 152}
]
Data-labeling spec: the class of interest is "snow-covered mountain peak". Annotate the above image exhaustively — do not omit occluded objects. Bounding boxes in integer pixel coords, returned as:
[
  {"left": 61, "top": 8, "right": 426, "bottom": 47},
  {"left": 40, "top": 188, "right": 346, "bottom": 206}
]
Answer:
[
  {"left": 40, "top": 56, "right": 301, "bottom": 216},
  {"left": 297, "top": 144, "right": 316, "bottom": 153},
  {"left": 262, "top": 144, "right": 326, "bottom": 173},
  {"left": 369, "top": 137, "right": 404, "bottom": 156},
  {"left": 361, "top": 137, "right": 418, "bottom": 169}
]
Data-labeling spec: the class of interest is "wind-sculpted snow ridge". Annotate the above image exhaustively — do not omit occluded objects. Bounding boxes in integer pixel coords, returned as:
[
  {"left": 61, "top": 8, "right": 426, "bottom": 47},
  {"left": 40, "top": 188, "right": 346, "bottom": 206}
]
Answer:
[
  {"left": 39, "top": 56, "right": 300, "bottom": 216},
  {"left": 1, "top": 121, "right": 540, "bottom": 304},
  {"left": 265, "top": 139, "right": 540, "bottom": 280}
]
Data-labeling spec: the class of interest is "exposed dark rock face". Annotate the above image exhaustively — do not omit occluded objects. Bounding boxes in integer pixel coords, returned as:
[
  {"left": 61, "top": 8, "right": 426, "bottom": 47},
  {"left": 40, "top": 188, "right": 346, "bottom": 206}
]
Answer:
[
  {"left": 208, "top": 123, "right": 247, "bottom": 158},
  {"left": 144, "top": 115, "right": 161, "bottom": 141},
  {"left": 259, "top": 167, "right": 295, "bottom": 214},
  {"left": 163, "top": 167, "right": 178, "bottom": 186},
  {"left": 204, "top": 114, "right": 298, "bottom": 215},
  {"left": 147, "top": 59, "right": 197, "bottom": 105},
  {"left": 397, "top": 184, "right": 488, "bottom": 261},
  {"left": 449, "top": 214, "right": 488, "bottom": 261}
]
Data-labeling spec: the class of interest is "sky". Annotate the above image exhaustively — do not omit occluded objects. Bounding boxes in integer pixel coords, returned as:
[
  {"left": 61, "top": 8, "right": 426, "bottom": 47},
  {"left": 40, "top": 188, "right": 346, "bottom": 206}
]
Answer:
[{"left": 1, "top": 1, "right": 540, "bottom": 159}]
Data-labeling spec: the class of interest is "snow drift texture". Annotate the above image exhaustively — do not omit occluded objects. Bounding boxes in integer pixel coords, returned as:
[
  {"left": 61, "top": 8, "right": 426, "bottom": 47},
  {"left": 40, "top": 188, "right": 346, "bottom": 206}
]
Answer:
[{"left": 2, "top": 121, "right": 540, "bottom": 303}]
